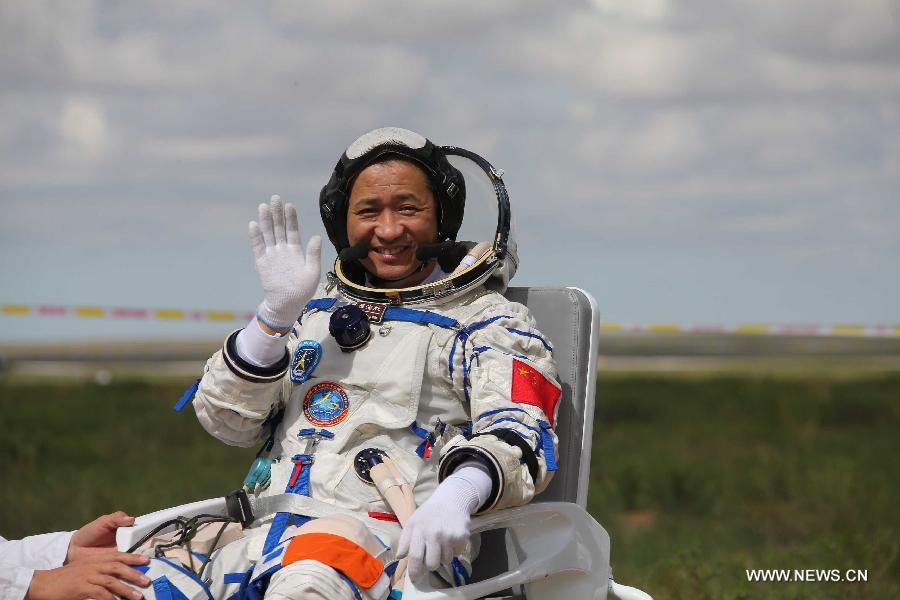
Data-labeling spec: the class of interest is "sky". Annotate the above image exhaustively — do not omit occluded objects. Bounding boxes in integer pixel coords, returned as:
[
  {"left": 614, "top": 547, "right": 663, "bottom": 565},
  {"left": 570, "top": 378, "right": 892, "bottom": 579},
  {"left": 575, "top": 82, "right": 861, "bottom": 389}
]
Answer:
[{"left": 1, "top": 0, "right": 899, "bottom": 342}]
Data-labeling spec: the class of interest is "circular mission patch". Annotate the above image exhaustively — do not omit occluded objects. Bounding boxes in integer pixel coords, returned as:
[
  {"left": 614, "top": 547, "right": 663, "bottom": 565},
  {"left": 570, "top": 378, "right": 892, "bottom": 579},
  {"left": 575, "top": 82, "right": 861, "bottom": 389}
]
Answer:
[{"left": 302, "top": 381, "right": 350, "bottom": 427}]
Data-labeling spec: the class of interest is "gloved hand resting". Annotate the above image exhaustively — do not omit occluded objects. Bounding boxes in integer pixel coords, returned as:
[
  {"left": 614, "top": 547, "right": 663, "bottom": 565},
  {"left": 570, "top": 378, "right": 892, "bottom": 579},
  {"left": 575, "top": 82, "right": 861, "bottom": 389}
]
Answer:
[
  {"left": 396, "top": 463, "right": 492, "bottom": 583},
  {"left": 250, "top": 195, "right": 322, "bottom": 333}
]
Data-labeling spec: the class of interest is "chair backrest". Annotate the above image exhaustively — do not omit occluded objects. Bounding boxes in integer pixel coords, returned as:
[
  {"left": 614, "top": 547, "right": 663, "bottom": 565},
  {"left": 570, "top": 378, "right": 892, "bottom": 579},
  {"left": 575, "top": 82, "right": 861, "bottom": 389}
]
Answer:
[
  {"left": 470, "top": 287, "right": 599, "bottom": 587},
  {"left": 502, "top": 286, "right": 599, "bottom": 508}
]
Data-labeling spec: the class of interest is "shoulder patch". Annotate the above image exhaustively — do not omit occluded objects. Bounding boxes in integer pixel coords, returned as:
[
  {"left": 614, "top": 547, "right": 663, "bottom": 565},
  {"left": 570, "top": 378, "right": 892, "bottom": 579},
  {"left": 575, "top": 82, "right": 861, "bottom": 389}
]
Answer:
[
  {"left": 290, "top": 340, "right": 322, "bottom": 384},
  {"left": 510, "top": 358, "right": 561, "bottom": 426}
]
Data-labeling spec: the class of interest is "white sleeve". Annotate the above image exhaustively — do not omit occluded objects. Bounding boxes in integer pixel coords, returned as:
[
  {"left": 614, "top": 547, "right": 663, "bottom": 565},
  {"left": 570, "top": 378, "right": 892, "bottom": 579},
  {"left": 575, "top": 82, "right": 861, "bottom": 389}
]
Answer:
[
  {"left": 193, "top": 330, "right": 288, "bottom": 447},
  {"left": 0, "top": 532, "right": 72, "bottom": 570},
  {"left": 0, "top": 532, "right": 73, "bottom": 600},
  {"left": 0, "top": 562, "right": 34, "bottom": 600}
]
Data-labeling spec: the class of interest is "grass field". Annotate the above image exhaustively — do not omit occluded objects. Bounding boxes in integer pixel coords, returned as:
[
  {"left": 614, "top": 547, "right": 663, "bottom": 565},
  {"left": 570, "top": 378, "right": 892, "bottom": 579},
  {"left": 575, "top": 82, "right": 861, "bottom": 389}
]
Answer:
[
  {"left": 590, "top": 373, "right": 899, "bottom": 599},
  {"left": 1, "top": 373, "right": 898, "bottom": 599}
]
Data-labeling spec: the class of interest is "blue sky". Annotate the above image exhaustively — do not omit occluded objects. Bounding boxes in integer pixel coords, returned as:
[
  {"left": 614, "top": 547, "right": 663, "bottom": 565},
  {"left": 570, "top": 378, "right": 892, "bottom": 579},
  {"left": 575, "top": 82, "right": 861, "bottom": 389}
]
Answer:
[{"left": 1, "top": 0, "right": 899, "bottom": 342}]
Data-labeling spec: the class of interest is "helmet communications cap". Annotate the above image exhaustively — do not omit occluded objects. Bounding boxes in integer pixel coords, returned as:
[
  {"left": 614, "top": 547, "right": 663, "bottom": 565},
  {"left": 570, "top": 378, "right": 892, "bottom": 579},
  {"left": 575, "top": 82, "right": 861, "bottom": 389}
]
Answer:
[
  {"left": 319, "top": 127, "right": 466, "bottom": 253},
  {"left": 321, "top": 129, "right": 514, "bottom": 305}
]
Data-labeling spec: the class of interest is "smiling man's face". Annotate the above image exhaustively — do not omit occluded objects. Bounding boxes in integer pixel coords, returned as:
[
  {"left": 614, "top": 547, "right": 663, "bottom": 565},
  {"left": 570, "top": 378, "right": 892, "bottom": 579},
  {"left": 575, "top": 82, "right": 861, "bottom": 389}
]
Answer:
[{"left": 346, "top": 159, "right": 439, "bottom": 287}]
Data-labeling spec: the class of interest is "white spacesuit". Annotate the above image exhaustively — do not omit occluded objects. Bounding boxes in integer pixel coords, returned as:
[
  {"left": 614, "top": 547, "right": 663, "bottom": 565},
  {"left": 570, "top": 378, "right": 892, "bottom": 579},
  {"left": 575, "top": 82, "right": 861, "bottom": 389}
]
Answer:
[{"left": 135, "top": 128, "right": 561, "bottom": 600}]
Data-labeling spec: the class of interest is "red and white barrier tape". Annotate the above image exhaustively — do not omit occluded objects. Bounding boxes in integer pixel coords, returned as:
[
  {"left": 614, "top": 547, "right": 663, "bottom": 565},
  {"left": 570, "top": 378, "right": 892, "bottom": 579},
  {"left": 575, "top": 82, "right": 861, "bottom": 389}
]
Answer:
[
  {"left": 1, "top": 304, "right": 255, "bottom": 323},
  {"left": 599, "top": 322, "right": 900, "bottom": 338},
  {"left": 2, "top": 303, "right": 898, "bottom": 338}
]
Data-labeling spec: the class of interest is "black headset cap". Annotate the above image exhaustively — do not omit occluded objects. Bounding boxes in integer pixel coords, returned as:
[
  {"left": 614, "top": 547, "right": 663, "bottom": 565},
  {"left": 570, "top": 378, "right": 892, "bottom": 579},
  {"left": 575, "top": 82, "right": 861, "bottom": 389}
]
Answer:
[{"left": 319, "top": 127, "right": 466, "bottom": 252}]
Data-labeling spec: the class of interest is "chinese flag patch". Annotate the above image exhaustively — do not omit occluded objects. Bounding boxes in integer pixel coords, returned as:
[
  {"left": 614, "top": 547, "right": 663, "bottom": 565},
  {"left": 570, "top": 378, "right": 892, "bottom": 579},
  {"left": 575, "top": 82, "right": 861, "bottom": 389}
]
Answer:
[{"left": 510, "top": 358, "right": 561, "bottom": 426}]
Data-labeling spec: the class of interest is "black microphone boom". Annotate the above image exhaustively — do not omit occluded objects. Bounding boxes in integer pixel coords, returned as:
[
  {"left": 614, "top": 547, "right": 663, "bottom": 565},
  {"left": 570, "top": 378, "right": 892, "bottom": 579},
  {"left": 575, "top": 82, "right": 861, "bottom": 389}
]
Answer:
[
  {"left": 339, "top": 242, "right": 369, "bottom": 262},
  {"left": 416, "top": 241, "right": 456, "bottom": 261}
]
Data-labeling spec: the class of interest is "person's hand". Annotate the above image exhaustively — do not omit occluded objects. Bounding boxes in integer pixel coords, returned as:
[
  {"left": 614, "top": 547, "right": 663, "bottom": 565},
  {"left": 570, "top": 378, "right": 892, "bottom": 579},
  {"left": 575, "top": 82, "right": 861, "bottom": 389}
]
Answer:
[
  {"left": 396, "top": 469, "right": 485, "bottom": 582},
  {"left": 26, "top": 553, "right": 151, "bottom": 600},
  {"left": 250, "top": 195, "right": 322, "bottom": 333},
  {"left": 66, "top": 510, "right": 134, "bottom": 563}
]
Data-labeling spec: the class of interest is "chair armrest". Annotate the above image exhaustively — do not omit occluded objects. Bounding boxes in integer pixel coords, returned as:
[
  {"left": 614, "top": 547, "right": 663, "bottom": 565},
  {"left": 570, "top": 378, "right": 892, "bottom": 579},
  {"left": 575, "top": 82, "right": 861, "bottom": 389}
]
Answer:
[
  {"left": 403, "top": 502, "right": 612, "bottom": 600},
  {"left": 115, "top": 497, "right": 228, "bottom": 551}
]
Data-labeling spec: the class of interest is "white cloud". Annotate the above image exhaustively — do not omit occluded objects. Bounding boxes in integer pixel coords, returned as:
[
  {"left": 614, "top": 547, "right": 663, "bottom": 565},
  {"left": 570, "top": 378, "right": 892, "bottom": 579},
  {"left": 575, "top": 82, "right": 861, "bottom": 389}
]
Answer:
[
  {"left": 270, "top": 0, "right": 542, "bottom": 41},
  {"left": 741, "top": 0, "right": 900, "bottom": 59},
  {"left": 1, "top": 1, "right": 899, "bottom": 328},
  {"left": 596, "top": 110, "right": 705, "bottom": 171},
  {"left": 59, "top": 97, "right": 112, "bottom": 161},
  {"left": 495, "top": 2, "right": 900, "bottom": 101},
  {"left": 140, "top": 135, "right": 293, "bottom": 162},
  {"left": 588, "top": 0, "right": 670, "bottom": 23}
]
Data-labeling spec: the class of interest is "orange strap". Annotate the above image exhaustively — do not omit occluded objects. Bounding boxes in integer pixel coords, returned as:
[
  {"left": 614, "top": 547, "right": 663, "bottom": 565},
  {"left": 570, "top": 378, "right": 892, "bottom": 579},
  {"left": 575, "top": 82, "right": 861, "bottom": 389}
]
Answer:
[{"left": 282, "top": 532, "right": 384, "bottom": 589}]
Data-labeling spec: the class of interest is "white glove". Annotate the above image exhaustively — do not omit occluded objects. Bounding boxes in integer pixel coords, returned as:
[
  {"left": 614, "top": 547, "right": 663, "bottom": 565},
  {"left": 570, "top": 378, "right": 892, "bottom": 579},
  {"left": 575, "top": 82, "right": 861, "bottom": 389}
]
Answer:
[
  {"left": 236, "top": 316, "right": 292, "bottom": 367},
  {"left": 249, "top": 195, "right": 322, "bottom": 333},
  {"left": 396, "top": 463, "right": 493, "bottom": 582}
]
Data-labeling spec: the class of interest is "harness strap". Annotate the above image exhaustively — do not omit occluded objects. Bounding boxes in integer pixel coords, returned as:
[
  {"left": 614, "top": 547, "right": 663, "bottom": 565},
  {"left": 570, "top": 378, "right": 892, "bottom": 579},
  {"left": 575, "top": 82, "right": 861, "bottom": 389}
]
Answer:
[
  {"left": 451, "top": 557, "right": 472, "bottom": 587},
  {"left": 263, "top": 454, "right": 313, "bottom": 554},
  {"left": 152, "top": 575, "right": 191, "bottom": 600},
  {"left": 409, "top": 421, "right": 433, "bottom": 458},
  {"left": 538, "top": 420, "right": 558, "bottom": 471},
  {"left": 383, "top": 306, "right": 459, "bottom": 329},
  {"left": 306, "top": 298, "right": 339, "bottom": 311},
  {"left": 247, "top": 493, "right": 394, "bottom": 531},
  {"left": 172, "top": 378, "right": 201, "bottom": 412},
  {"left": 151, "top": 557, "right": 214, "bottom": 600},
  {"left": 304, "top": 298, "right": 459, "bottom": 329},
  {"left": 223, "top": 572, "right": 247, "bottom": 584}
]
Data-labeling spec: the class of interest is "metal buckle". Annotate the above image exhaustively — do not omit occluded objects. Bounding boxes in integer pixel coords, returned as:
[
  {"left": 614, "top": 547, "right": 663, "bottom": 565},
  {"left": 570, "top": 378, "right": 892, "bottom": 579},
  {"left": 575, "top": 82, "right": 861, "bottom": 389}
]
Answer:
[{"left": 225, "top": 489, "right": 254, "bottom": 527}]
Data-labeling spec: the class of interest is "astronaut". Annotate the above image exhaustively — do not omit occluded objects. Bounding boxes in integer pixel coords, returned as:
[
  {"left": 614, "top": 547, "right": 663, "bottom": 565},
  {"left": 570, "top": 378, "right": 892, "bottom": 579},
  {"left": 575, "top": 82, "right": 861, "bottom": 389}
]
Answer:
[{"left": 144, "top": 128, "right": 562, "bottom": 599}]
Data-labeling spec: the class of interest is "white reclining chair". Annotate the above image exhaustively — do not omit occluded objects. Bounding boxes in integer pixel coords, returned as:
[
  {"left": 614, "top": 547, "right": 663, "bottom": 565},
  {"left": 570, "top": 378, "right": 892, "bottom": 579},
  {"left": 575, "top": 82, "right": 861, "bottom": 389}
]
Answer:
[
  {"left": 402, "top": 287, "right": 651, "bottom": 600},
  {"left": 118, "top": 287, "right": 651, "bottom": 599}
]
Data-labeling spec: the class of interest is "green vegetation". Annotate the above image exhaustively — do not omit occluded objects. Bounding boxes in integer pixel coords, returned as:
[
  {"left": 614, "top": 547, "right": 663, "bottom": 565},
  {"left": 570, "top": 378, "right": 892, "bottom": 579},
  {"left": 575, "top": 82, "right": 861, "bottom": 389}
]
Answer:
[
  {"left": 1, "top": 374, "right": 898, "bottom": 598},
  {"left": 0, "top": 379, "right": 257, "bottom": 536},
  {"left": 592, "top": 374, "right": 900, "bottom": 599}
]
